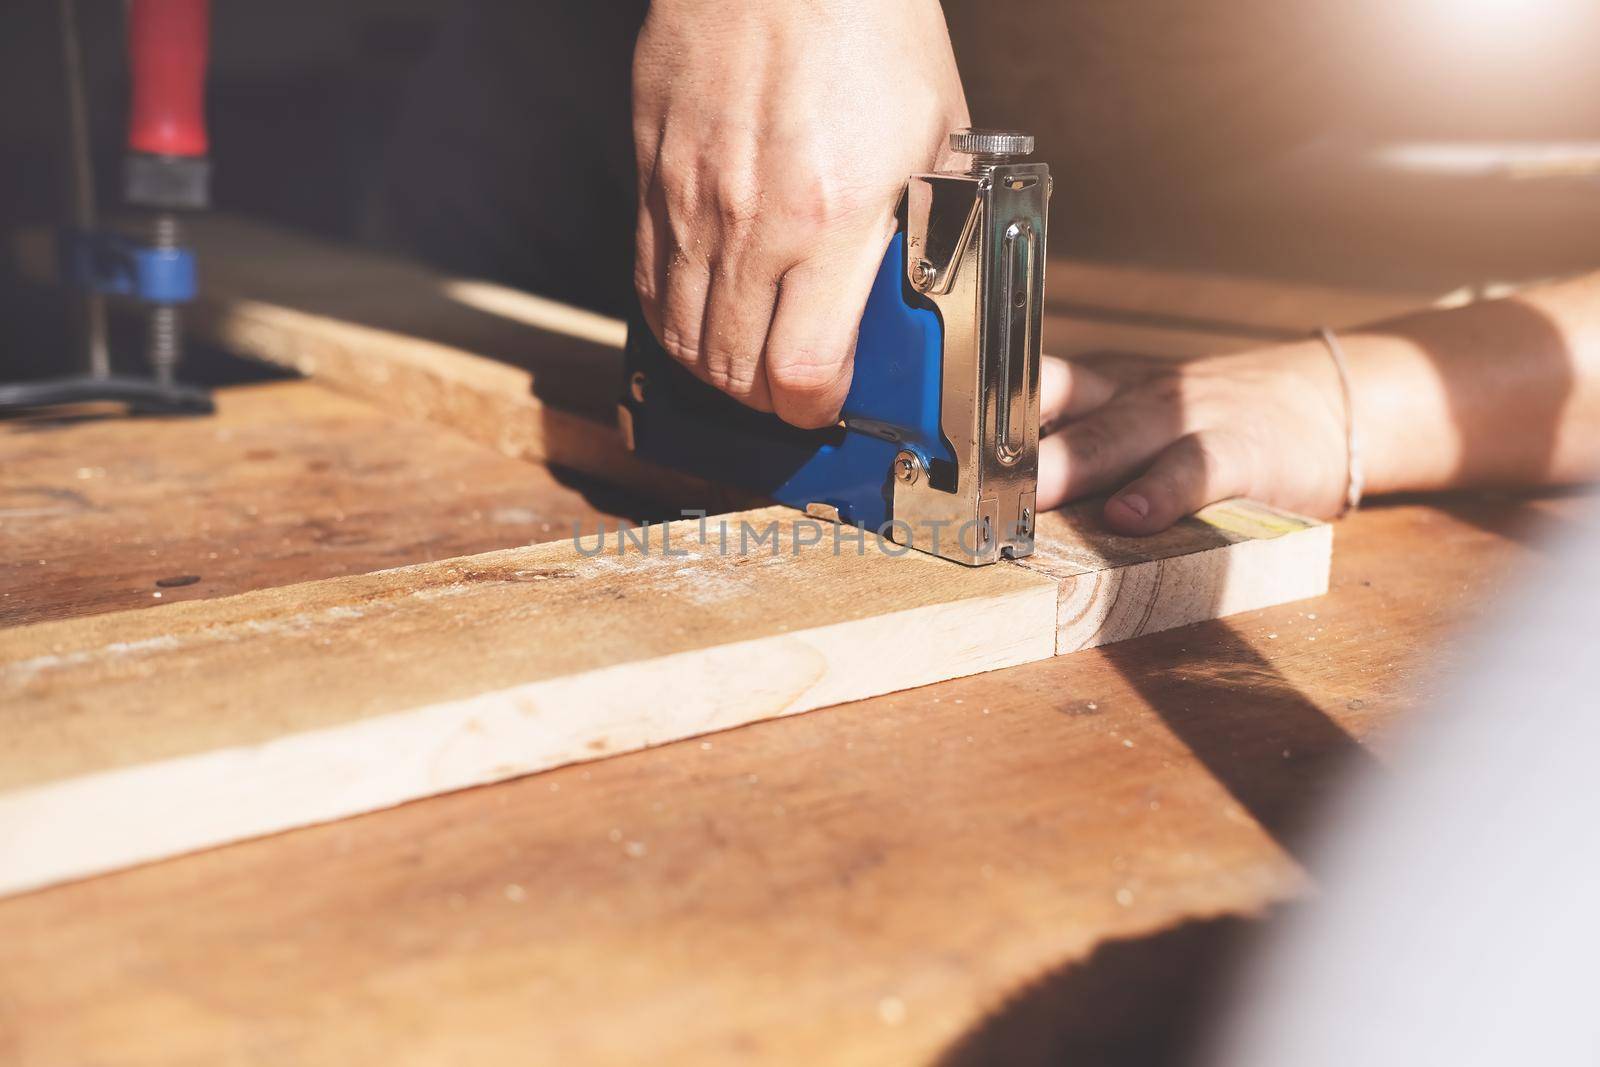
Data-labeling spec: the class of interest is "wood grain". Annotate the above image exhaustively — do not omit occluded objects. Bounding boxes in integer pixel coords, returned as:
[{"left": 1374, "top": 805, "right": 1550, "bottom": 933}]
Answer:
[
  {"left": 1025, "top": 499, "right": 1332, "bottom": 653},
  {"left": 0, "top": 497, "right": 1327, "bottom": 898},
  {"left": 0, "top": 381, "right": 646, "bottom": 628},
  {"left": 0, "top": 496, "right": 1557, "bottom": 1067}
]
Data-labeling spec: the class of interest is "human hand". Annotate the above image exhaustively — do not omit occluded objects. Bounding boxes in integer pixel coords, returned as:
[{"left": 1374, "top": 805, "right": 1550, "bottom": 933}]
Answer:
[
  {"left": 631, "top": 0, "right": 970, "bottom": 427},
  {"left": 1038, "top": 342, "right": 1352, "bottom": 534}
]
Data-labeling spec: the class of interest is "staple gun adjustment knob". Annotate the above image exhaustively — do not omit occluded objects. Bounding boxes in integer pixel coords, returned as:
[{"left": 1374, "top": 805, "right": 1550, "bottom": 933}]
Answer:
[{"left": 949, "top": 129, "right": 1035, "bottom": 162}]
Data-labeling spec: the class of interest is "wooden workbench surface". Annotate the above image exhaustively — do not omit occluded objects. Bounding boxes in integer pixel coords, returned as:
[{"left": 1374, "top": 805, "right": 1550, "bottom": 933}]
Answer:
[
  {"left": 0, "top": 381, "right": 648, "bottom": 629},
  {"left": 0, "top": 375, "right": 1569, "bottom": 1065}
]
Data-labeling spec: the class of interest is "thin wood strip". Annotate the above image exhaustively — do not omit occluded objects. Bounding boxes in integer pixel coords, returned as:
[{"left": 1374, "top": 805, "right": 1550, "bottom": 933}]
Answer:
[{"left": 0, "top": 498, "right": 1328, "bottom": 897}]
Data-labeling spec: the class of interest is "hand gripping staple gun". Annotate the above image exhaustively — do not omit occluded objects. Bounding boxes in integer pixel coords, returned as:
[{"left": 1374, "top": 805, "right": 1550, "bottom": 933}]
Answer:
[{"left": 619, "top": 128, "right": 1050, "bottom": 566}]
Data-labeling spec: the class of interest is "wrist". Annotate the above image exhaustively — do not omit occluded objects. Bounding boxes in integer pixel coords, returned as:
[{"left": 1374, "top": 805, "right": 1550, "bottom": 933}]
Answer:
[
  {"left": 1334, "top": 330, "right": 1458, "bottom": 497},
  {"left": 1279, "top": 338, "right": 1356, "bottom": 513},
  {"left": 1194, "top": 341, "right": 1350, "bottom": 517},
  {"left": 1281, "top": 330, "right": 1425, "bottom": 505}
]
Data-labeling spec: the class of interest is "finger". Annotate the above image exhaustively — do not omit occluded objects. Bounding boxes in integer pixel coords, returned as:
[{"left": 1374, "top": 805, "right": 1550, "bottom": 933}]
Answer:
[
  {"left": 636, "top": 153, "right": 714, "bottom": 378},
  {"left": 656, "top": 246, "right": 713, "bottom": 376},
  {"left": 1040, "top": 355, "right": 1118, "bottom": 433},
  {"left": 762, "top": 234, "right": 890, "bottom": 428},
  {"left": 1103, "top": 432, "right": 1246, "bottom": 535},
  {"left": 632, "top": 129, "right": 670, "bottom": 338},
  {"left": 1037, "top": 401, "right": 1180, "bottom": 510},
  {"left": 633, "top": 190, "right": 671, "bottom": 340},
  {"left": 700, "top": 256, "right": 777, "bottom": 411}
]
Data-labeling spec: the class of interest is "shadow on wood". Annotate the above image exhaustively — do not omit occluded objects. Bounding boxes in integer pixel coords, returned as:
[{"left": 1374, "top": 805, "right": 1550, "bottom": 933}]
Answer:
[
  {"left": 936, "top": 914, "right": 1266, "bottom": 1067},
  {"left": 1103, "top": 618, "right": 1374, "bottom": 863}
]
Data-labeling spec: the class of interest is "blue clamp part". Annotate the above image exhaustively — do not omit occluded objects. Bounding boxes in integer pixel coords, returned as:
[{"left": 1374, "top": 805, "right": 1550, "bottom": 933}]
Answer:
[
  {"left": 622, "top": 231, "right": 955, "bottom": 532},
  {"left": 59, "top": 228, "right": 196, "bottom": 305}
]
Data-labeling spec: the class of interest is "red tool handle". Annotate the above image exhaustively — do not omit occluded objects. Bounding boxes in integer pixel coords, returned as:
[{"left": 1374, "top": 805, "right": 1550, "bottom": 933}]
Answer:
[{"left": 127, "top": 0, "right": 210, "bottom": 158}]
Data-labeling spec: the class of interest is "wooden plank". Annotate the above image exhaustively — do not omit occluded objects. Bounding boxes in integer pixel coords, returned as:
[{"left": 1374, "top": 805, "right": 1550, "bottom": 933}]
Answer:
[
  {"left": 0, "top": 381, "right": 647, "bottom": 628},
  {"left": 0, "top": 499, "right": 1327, "bottom": 898},
  {"left": 0, "top": 507, "right": 1056, "bottom": 896},
  {"left": 0, "top": 497, "right": 1544, "bottom": 1067}
]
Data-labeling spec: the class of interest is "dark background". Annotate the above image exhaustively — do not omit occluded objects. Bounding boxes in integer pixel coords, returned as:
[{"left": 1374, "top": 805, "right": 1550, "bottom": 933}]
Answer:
[{"left": 5, "top": 0, "right": 1600, "bottom": 382}]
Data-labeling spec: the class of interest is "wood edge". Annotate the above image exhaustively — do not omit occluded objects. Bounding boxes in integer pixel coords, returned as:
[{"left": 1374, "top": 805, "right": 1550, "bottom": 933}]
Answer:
[{"left": 188, "top": 298, "right": 741, "bottom": 509}]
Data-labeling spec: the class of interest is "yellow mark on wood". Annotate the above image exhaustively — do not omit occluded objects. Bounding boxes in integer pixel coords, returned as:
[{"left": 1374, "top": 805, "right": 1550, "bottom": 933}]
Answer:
[{"left": 1195, "top": 499, "right": 1317, "bottom": 541}]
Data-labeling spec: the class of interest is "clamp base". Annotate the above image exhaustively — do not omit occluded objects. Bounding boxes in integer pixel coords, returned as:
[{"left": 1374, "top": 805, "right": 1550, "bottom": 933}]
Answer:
[{"left": 0, "top": 375, "right": 213, "bottom": 418}]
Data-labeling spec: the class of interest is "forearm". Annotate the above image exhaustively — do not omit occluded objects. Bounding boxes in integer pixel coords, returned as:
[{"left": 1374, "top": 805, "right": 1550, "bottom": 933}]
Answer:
[
  {"left": 1038, "top": 271, "right": 1600, "bottom": 533},
  {"left": 1339, "top": 272, "right": 1600, "bottom": 496}
]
